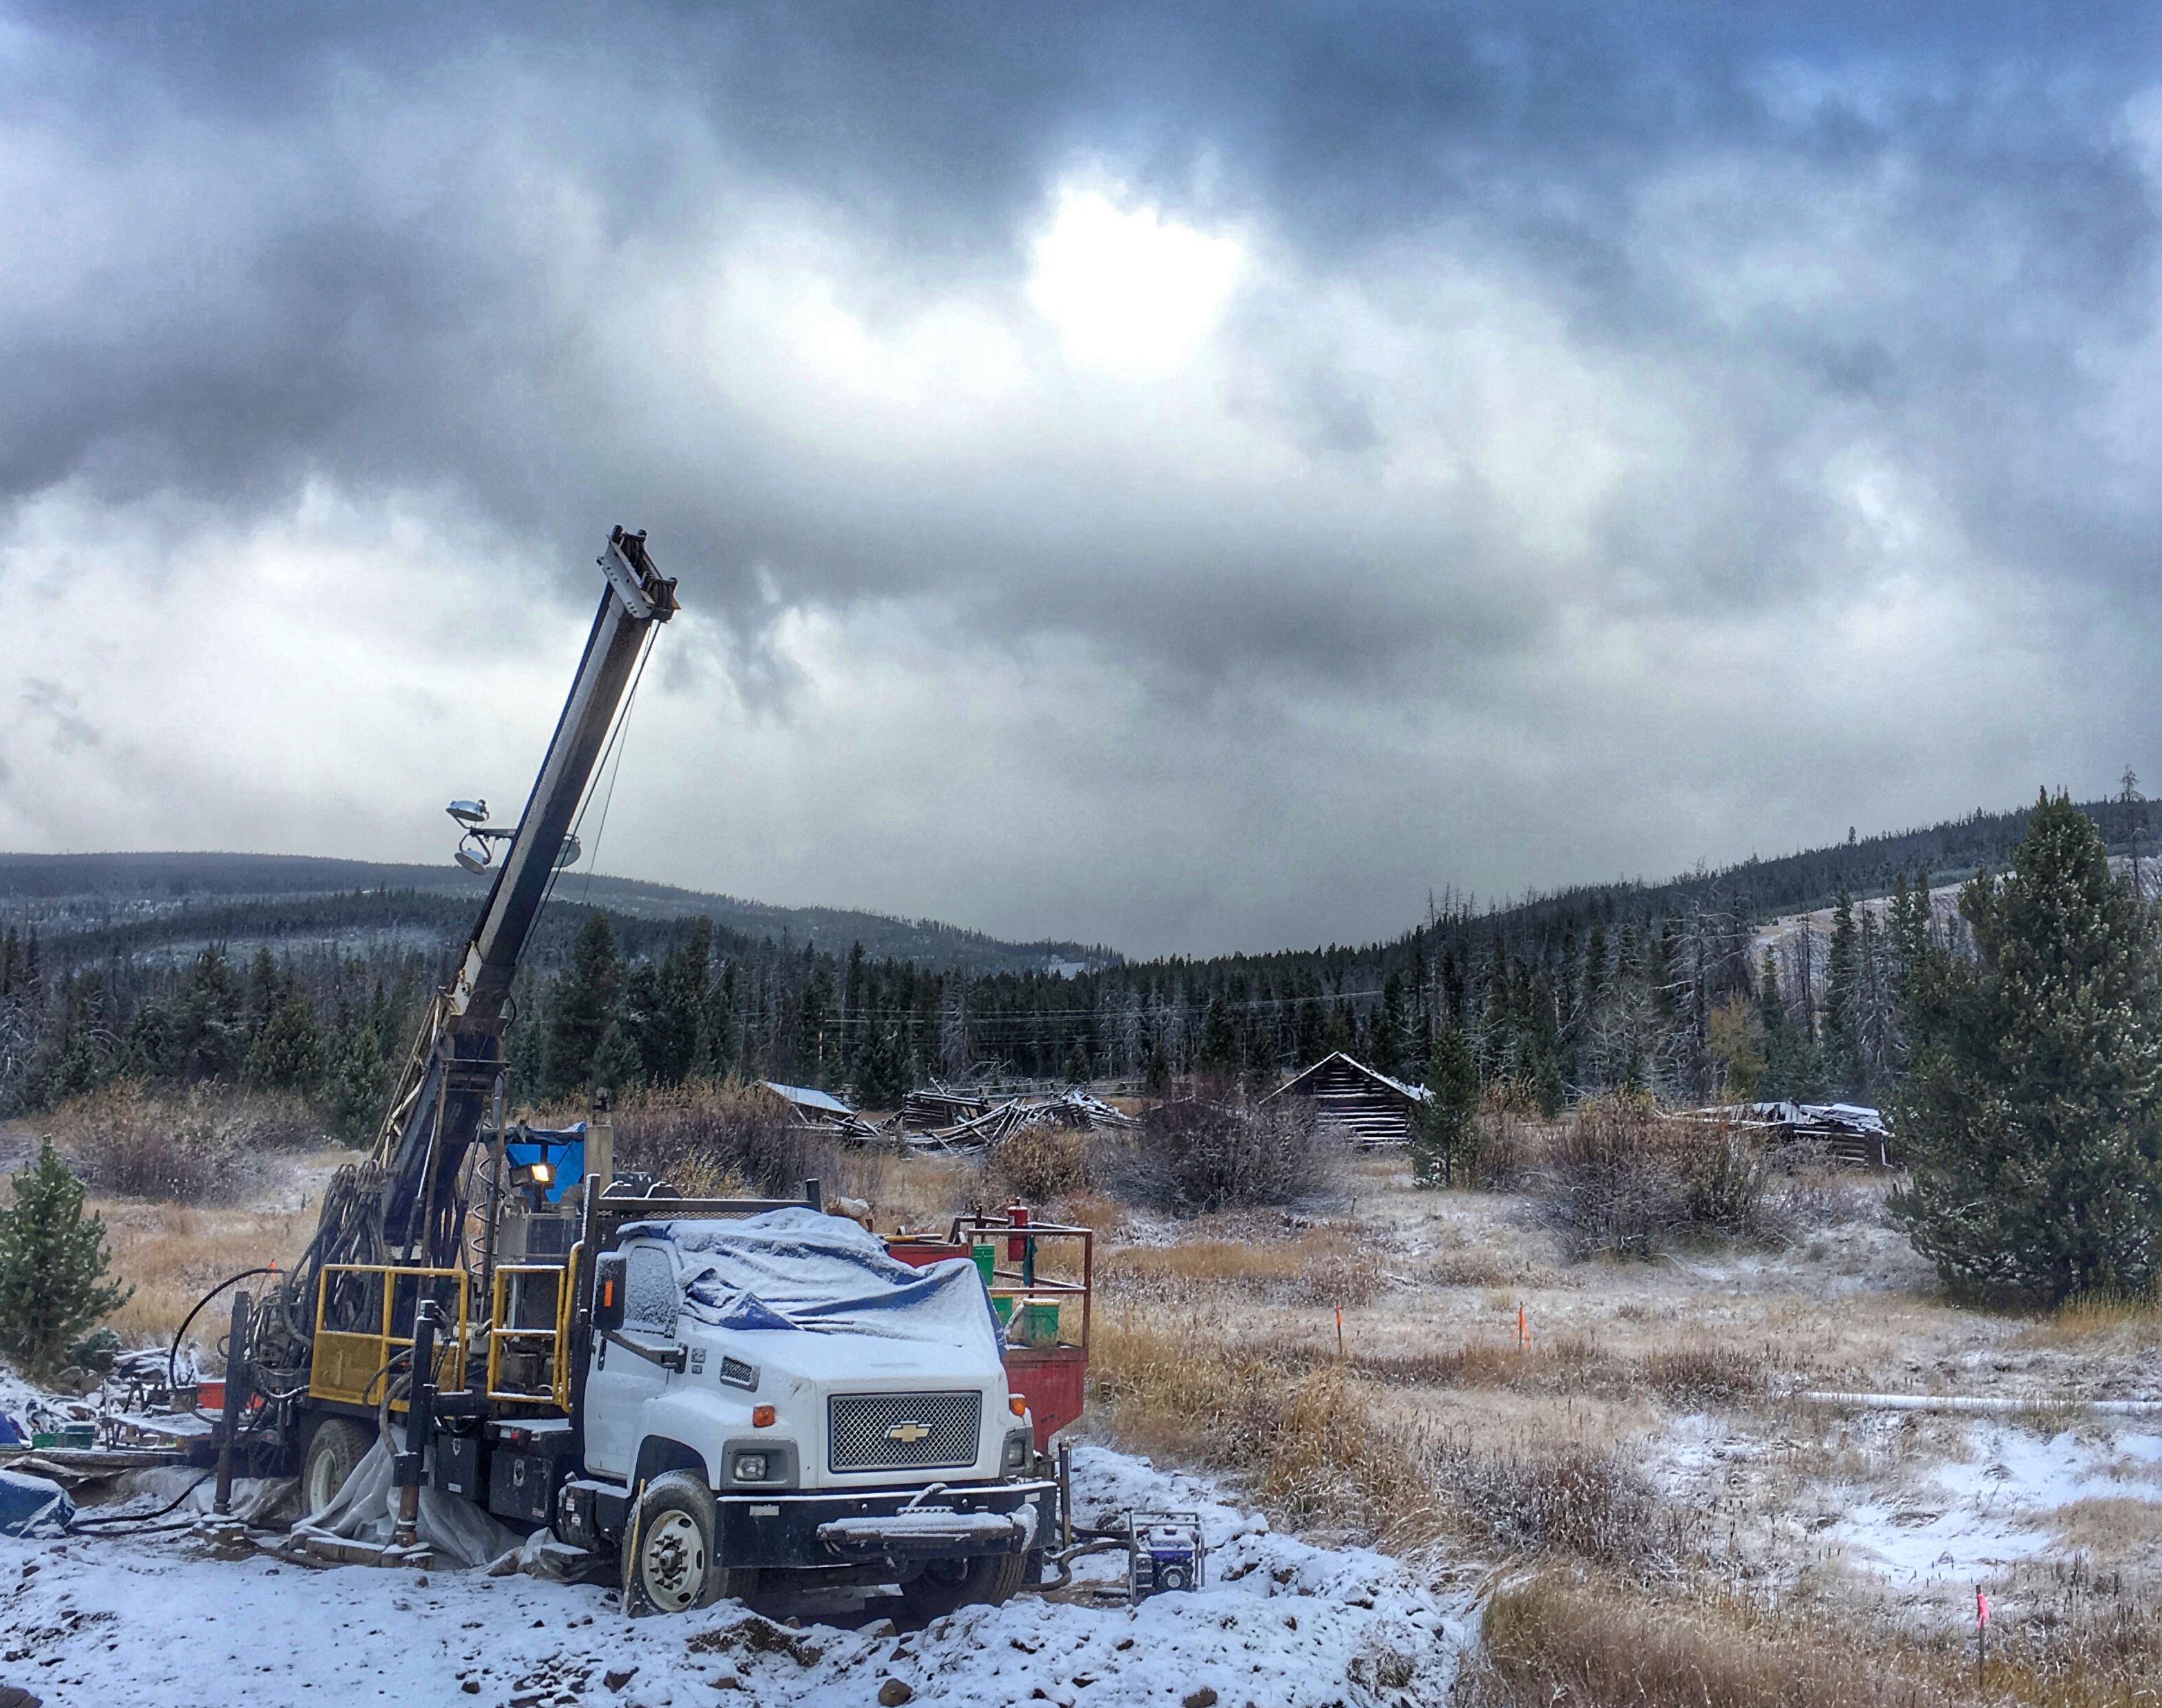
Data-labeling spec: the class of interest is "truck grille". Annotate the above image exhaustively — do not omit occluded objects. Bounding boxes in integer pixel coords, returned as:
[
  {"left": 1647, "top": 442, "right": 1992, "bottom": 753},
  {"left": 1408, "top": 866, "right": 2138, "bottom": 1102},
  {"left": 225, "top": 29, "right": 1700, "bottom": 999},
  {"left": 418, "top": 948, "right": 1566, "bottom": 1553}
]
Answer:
[{"left": 828, "top": 1391, "right": 982, "bottom": 1472}]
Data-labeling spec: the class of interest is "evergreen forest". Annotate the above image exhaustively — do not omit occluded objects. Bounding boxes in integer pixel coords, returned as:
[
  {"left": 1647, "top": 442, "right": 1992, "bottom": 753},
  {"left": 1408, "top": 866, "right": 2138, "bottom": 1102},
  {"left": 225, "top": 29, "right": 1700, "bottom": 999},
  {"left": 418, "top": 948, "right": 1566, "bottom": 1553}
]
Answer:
[{"left": 3, "top": 791, "right": 2155, "bottom": 1130}]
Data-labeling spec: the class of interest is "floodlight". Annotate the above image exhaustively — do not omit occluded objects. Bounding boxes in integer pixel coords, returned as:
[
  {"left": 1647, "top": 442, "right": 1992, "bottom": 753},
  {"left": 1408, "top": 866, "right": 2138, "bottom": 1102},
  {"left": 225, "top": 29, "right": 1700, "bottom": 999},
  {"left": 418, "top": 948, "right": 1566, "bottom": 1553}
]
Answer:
[{"left": 447, "top": 800, "right": 489, "bottom": 827}]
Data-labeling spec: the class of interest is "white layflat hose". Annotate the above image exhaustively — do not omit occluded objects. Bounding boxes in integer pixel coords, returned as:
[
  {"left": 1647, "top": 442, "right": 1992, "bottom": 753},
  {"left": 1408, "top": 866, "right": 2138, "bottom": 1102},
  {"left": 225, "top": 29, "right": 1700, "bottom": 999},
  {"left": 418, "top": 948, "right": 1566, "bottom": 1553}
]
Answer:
[{"left": 1799, "top": 1390, "right": 2162, "bottom": 1416}]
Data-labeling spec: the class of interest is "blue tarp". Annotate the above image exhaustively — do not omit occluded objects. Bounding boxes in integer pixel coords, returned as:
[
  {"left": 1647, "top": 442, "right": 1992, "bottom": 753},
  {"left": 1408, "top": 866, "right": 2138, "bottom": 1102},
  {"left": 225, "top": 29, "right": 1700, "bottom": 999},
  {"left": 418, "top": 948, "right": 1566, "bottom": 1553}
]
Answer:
[
  {"left": 619, "top": 1207, "right": 1004, "bottom": 1354},
  {"left": 505, "top": 1123, "right": 586, "bottom": 1205},
  {"left": 0, "top": 1470, "right": 73, "bottom": 1539}
]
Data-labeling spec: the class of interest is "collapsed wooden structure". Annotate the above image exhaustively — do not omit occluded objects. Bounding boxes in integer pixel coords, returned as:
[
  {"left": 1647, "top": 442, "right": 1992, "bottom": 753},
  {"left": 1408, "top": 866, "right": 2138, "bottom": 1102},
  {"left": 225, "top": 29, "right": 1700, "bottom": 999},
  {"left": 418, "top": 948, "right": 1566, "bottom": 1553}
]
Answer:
[
  {"left": 1679, "top": 1100, "right": 1893, "bottom": 1169},
  {"left": 1263, "top": 1050, "right": 1428, "bottom": 1147},
  {"left": 887, "top": 1084, "right": 1138, "bottom": 1154},
  {"left": 747, "top": 1079, "right": 884, "bottom": 1141}
]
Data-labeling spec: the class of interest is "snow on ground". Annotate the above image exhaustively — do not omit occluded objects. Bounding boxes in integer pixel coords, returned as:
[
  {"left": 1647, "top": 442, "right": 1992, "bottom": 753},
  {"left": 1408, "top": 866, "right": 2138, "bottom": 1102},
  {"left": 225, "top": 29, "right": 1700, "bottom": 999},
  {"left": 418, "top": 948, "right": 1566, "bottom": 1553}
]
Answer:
[
  {"left": 0, "top": 1444, "right": 1474, "bottom": 1707},
  {"left": 1647, "top": 1408, "right": 2162, "bottom": 1592},
  {"left": 1825, "top": 1427, "right": 2162, "bottom": 1585}
]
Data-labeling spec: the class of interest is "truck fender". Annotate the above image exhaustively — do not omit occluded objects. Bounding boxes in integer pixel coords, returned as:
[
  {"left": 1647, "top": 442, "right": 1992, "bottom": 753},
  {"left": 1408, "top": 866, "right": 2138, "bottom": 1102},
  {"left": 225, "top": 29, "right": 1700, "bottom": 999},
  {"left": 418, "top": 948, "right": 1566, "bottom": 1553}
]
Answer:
[{"left": 633, "top": 1435, "right": 711, "bottom": 1490}]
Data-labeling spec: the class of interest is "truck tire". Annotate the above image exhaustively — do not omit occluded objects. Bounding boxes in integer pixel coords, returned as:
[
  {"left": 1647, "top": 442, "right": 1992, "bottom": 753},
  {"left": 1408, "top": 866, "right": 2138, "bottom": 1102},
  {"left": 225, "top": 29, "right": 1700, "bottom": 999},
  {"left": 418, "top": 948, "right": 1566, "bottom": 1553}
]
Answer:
[
  {"left": 302, "top": 1417, "right": 374, "bottom": 1516},
  {"left": 626, "top": 1472, "right": 725, "bottom": 1616},
  {"left": 896, "top": 1548, "right": 1029, "bottom": 1623}
]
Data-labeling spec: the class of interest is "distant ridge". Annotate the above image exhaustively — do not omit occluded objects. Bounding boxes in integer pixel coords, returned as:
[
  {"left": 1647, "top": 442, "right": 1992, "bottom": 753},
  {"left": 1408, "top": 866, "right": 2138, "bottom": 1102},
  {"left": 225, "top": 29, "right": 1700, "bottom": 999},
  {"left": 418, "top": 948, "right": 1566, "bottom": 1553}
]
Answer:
[
  {"left": 0, "top": 851, "right": 1118, "bottom": 977},
  {"left": 3, "top": 791, "right": 2154, "bottom": 977}
]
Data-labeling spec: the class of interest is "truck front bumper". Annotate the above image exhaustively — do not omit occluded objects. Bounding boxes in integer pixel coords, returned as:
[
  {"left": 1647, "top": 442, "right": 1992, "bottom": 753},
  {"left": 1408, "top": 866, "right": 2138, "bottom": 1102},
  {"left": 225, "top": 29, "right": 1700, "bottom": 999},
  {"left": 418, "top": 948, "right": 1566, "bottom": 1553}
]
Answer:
[{"left": 718, "top": 1479, "right": 1054, "bottom": 1571}]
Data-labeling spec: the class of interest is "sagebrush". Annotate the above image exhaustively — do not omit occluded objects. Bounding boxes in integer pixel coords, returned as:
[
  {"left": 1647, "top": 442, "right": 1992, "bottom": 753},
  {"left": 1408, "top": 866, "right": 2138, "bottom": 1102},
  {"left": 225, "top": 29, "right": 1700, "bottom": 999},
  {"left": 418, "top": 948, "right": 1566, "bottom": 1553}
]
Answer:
[
  {"left": 1110, "top": 1087, "right": 1337, "bottom": 1213},
  {"left": 608, "top": 1081, "right": 839, "bottom": 1198},
  {"left": 1529, "top": 1097, "right": 1770, "bottom": 1258},
  {"left": 50, "top": 1079, "right": 316, "bottom": 1204}
]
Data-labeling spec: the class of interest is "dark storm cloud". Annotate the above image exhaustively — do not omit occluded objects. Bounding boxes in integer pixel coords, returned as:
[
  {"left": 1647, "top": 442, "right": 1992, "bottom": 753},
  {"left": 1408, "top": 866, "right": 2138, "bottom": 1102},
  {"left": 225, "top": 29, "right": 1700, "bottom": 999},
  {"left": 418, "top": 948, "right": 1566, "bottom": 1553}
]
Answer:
[
  {"left": 12, "top": 3, "right": 2162, "bottom": 609},
  {"left": 6, "top": 1, "right": 2162, "bottom": 950}
]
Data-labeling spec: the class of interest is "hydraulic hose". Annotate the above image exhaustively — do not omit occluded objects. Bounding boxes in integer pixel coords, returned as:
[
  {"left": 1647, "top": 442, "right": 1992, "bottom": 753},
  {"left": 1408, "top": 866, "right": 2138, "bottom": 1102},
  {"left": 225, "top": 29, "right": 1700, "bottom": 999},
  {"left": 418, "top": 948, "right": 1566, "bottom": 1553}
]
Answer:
[
  {"left": 71, "top": 1470, "right": 216, "bottom": 1531},
  {"left": 169, "top": 1268, "right": 282, "bottom": 1392}
]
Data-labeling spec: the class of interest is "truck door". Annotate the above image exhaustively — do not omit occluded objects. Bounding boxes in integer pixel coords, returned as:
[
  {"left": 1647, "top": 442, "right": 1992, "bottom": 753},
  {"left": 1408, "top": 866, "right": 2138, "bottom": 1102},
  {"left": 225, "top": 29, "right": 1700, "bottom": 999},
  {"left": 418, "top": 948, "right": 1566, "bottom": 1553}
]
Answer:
[{"left": 583, "top": 1242, "right": 679, "bottom": 1479}]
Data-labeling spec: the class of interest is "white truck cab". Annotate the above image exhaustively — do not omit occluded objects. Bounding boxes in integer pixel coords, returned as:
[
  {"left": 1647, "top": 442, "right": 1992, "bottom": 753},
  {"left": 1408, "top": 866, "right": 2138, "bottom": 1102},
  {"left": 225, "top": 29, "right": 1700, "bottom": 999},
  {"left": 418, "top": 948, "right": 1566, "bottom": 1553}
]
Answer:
[{"left": 560, "top": 1209, "right": 1051, "bottom": 1618}]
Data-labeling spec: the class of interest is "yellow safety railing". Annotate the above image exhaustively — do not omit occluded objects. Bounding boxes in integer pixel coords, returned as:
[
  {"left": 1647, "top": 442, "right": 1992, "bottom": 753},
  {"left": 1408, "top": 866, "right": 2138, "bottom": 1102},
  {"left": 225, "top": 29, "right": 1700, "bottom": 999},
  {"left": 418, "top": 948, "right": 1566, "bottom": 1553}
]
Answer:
[
  {"left": 485, "top": 1249, "right": 579, "bottom": 1410},
  {"left": 309, "top": 1265, "right": 468, "bottom": 1409}
]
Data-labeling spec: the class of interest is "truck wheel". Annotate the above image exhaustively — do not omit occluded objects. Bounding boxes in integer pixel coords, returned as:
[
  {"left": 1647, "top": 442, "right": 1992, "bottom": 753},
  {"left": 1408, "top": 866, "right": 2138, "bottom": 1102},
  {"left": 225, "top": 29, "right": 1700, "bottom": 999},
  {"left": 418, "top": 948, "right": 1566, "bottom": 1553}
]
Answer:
[
  {"left": 302, "top": 1418, "right": 375, "bottom": 1516},
  {"left": 626, "top": 1472, "right": 720, "bottom": 1616},
  {"left": 897, "top": 1549, "right": 1029, "bottom": 1622}
]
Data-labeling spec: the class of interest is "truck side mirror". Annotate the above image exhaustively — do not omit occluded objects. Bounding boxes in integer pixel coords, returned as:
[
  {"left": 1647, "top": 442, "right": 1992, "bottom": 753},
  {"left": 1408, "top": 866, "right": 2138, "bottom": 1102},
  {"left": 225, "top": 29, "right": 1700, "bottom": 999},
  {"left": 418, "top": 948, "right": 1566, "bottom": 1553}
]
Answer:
[{"left": 593, "top": 1252, "right": 627, "bottom": 1333}]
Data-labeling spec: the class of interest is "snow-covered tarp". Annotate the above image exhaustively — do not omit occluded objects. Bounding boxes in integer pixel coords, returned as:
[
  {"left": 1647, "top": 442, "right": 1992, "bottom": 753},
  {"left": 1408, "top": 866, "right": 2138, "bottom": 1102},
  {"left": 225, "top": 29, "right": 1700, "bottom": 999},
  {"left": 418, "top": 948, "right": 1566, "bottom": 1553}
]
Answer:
[
  {"left": 620, "top": 1207, "right": 1004, "bottom": 1356},
  {"left": 294, "top": 1430, "right": 527, "bottom": 1569},
  {"left": 0, "top": 1469, "right": 72, "bottom": 1538}
]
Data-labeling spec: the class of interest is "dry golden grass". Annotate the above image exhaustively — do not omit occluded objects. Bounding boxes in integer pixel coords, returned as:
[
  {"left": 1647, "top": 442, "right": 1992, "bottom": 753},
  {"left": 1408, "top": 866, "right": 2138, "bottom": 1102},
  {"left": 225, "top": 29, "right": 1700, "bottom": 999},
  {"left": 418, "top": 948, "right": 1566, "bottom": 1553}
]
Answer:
[
  {"left": 1087, "top": 1305, "right": 1660, "bottom": 1558},
  {"left": 1096, "top": 1230, "right": 1384, "bottom": 1307},
  {"left": 1045, "top": 1189, "right": 1129, "bottom": 1240},
  {"left": 90, "top": 1194, "right": 314, "bottom": 1358},
  {"left": 2014, "top": 1293, "right": 2162, "bottom": 1351},
  {"left": 981, "top": 1124, "right": 1096, "bottom": 1205},
  {"left": 2034, "top": 1497, "right": 2162, "bottom": 1564},
  {"left": 1468, "top": 1566, "right": 2162, "bottom": 1708}
]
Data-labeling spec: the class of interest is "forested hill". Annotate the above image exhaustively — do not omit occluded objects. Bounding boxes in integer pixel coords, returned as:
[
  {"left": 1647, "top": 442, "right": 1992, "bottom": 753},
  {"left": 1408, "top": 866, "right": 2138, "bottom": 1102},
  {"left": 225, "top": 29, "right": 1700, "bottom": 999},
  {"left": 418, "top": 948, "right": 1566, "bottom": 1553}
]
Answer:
[
  {"left": 2, "top": 793, "right": 2154, "bottom": 1121},
  {"left": 0, "top": 852, "right": 1113, "bottom": 978},
  {"left": 1402, "top": 793, "right": 2160, "bottom": 954}
]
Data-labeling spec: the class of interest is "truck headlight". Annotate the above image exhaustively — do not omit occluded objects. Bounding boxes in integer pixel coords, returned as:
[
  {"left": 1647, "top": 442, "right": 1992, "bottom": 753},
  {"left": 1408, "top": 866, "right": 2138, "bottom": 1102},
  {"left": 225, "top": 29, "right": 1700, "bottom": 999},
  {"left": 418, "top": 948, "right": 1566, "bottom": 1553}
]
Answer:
[
  {"left": 722, "top": 1437, "right": 797, "bottom": 1488},
  {"left": 1002, "top": 1430, "right": 1031, "bottom": 1475}
]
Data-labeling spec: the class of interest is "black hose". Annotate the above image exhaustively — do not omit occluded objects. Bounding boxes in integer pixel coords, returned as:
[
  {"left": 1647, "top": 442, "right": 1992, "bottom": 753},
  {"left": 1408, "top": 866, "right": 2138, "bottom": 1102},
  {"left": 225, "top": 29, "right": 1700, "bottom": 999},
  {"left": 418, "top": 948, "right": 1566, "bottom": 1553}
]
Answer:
[
  {"left": 71, "top": 1470, "right": 216, "bottom": 1531},
  {"left": 168, "top": 1268, "right": 281, "bottom": 1392}
]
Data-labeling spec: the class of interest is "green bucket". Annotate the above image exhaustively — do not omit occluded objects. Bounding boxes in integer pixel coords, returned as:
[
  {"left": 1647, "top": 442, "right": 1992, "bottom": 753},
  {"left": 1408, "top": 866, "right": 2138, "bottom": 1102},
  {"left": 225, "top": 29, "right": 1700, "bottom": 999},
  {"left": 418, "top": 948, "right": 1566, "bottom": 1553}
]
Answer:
[
  {"left": 972, "top": 1244, "right": 996, "bottom": 1287},
  {"left": 1017, "top": 1301, "right": 1060, "bottom": 1347},
  {"left": 992, "top": 1294, "right": 1015, "bottom": 1326}
]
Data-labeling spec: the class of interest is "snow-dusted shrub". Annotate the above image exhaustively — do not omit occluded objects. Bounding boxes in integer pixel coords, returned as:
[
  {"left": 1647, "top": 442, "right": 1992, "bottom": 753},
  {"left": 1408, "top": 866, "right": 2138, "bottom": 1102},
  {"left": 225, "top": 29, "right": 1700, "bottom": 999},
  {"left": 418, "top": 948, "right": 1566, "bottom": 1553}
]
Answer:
[
  {"left": 50, "top": 1080, "right": 308, "bottom": 1203},
  {"left": 1111, "top": 1088, "right": 1339, "bottom": 1215},
  {"left": 1530, "top": 1097, "right": 1770, "bottom": 1258},
  {"left": 610, "top": 1081, "right": 837, "bottom": 1200},
  {"left": 984, "top": 1123, "right": 1096, "bottom": 1205}
]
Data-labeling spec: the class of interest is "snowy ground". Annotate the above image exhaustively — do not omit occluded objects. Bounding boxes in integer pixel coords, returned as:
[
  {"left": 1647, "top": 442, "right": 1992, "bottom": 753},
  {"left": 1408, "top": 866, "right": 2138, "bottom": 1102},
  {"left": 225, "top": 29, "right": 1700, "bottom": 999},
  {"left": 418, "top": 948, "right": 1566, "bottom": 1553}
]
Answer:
[
  {"left": 1824, "top": 1425, "right": 2162, "bottom": 1585},
  {"left": 0, "top": 1445, "right": 1475, "bottom": 1708}
]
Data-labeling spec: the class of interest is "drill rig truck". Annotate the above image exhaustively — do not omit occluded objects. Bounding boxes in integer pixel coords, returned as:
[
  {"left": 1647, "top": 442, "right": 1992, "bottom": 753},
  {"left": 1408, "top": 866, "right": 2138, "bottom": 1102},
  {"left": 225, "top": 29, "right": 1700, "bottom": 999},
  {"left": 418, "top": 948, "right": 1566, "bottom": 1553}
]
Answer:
[{"left": 202, "top": 528, "right": 1092, "bottom": 1618}]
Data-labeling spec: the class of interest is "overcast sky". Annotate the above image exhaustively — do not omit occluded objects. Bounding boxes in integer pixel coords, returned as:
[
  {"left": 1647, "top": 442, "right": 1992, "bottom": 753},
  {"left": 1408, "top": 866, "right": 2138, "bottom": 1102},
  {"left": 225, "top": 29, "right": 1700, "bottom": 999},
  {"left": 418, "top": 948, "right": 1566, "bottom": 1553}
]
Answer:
[{"left": 3, "top": 3, "right": 2160, "bottom": 956}]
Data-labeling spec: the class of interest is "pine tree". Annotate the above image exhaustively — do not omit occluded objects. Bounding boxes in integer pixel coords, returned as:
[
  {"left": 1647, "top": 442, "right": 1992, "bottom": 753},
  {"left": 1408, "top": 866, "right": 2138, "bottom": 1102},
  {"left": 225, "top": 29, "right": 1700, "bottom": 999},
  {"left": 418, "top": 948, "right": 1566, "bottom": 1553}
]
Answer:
[
  {"left": 1821, "top": 892, "right": 1861, "bottom": 1095},
  {"left": 1063, "top": 1037, "right": 1093, "bottom": 1087},
  {"left": 242, "top": 946, "right": 280, "bottom": 1051},
  {"left": 1411, "top": 1024, "right": 1479, "bottom": 1187},
  {"left": 1757, "top": 950, "right": 1813, "bottom": 1102},
  {"left": 696, "top": 960, "right": 738, "bottom": 1082},
  {"left": 326, "top": 1020, "right": 390, "bottom": 1144},
  {"left": 1372, "top": 970, "right": 1408, "bottom": 1078},
  {"left": 1143, "top": 1038, "right": 1172, "bottom": 1095},
  {"left": 1293, "top": 983, "right": 1325, "bottom": 1066},
  {"left": 244, "top": 990, "right": 323, "bottom": 1091},
  {"left": 1194, "top": 994, "right": 1239, "bottom": 1077},
  {"left": 0, "top": 1142, "right": 132, "bottom": 1376},
  {"left": 172, "top": 946, "right": 246, "bottom": 1080},
  {"left": 1891, "top": 791, "right": 2162, "bottom": 1303},
  {"left": 37, "top": 970, "right": 116, "bottom": 1102},
  {"left": 640, "top": 919, "right": 712, "bottom": 1087},
  {"left": 1532, "top": 1049, "right": 1567, "bottom": 1117},
  {"left": 854, "top": 1023, "right": 912, "bottom": 1110},
  {"left": 796, "top": 970, "right": 839, "bottom": 1087},
  {"left": 589, "top": 1018, "right": 643, "bottom": 1101},
  {"left": 123, "top": 1000, "right": 173, "bottom": 1080},
  {"left": 546, "top": 913, "right": 621, "bottom": 1100}
]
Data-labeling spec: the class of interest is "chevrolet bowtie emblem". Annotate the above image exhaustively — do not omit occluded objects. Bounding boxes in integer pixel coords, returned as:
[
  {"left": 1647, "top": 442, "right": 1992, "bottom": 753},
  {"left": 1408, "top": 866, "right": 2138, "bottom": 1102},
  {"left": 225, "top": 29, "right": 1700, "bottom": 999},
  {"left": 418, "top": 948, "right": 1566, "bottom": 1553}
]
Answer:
[{"left": 888, "top": 1421, "right": 930, "bottom": 1443}]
